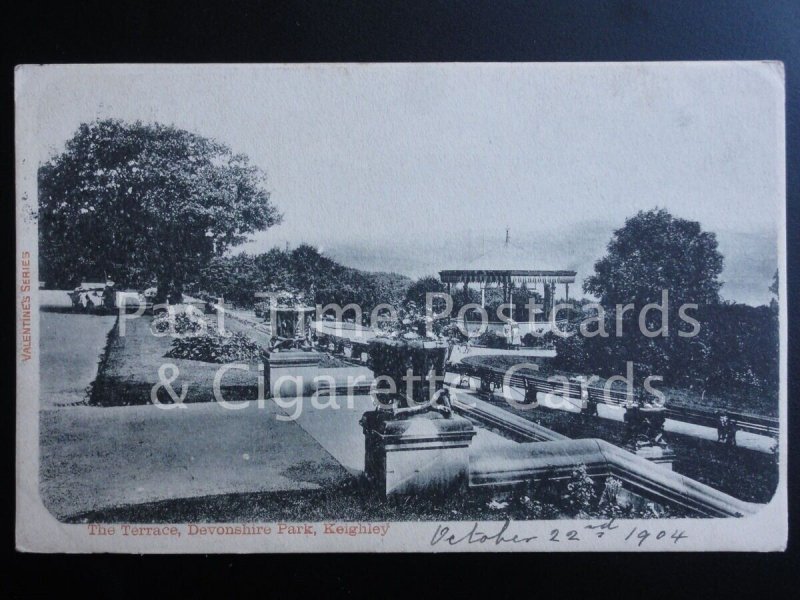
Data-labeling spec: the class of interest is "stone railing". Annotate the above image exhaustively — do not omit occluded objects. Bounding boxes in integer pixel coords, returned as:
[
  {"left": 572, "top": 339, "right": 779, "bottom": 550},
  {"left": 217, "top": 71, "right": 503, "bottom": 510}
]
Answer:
[
  {"left": 469, "top": 438, "right": 758, "bottom": 518},
  {"left": 450, "top": 393, "right": 568, "bottom": 443}
]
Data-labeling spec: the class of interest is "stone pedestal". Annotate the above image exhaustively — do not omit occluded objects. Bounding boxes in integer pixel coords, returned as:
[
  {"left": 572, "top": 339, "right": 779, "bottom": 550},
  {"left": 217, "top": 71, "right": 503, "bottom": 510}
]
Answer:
[
  {"left": 360, "top": 410, "right": 476, "bottom": 497},
  {"left": 267, "top": 349, "right": 321, "bottom": 368},
  {"left": 632, "top": 444, "right": 676, "bottom": 470}
]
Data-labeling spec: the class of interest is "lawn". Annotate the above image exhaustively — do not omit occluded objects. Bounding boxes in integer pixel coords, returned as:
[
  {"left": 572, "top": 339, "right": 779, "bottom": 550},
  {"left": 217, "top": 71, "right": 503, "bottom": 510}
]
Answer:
[
  {"left": 39, "top": 310, "right": 117, "bottom": 407},
  {"left": 63, "top": 480, "right": 531, "bottom": 523},
  {"left": 90, "top": 313, "right": 354, "bottom": 406},
  {"left": 90, "top": 315, "right": 264, "bottom": 406}
]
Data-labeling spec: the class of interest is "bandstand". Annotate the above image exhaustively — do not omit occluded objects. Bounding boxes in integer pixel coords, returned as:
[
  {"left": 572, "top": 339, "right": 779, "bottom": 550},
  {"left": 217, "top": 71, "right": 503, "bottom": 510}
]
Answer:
[{"left": 438, "top": 230, "right": 576, "bottom": 323}]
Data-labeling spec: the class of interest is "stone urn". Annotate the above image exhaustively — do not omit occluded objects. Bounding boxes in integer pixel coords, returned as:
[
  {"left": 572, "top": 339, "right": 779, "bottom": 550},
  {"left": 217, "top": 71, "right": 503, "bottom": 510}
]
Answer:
[{"left": 359, "top": 337, "right": 476, "bottom": 496}]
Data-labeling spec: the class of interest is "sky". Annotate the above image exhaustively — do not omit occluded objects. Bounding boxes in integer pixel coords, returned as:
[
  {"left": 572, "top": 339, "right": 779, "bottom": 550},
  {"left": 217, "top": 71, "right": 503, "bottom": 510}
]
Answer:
[{"left": 17, "top": 63, "right": 785, "bottom": 305}]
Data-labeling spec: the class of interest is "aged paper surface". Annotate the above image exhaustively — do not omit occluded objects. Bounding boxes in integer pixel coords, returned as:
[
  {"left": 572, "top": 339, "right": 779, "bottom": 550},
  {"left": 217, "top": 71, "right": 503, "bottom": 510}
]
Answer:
[{"left": 16, "top": 63, "right": 787, "bottom": 552}]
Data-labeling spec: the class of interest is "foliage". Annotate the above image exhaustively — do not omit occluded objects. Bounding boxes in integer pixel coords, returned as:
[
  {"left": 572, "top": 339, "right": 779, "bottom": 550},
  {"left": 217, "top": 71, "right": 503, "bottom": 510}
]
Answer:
[
  {"left": 196, "top": 245, "right": 411, "bottom": 316},
  {"left": 166, "top": 331, "right": 261, "bottom": 363},
  {"left": 38, "top": 119, "right": 281, "bottom": 300},
  {"left": 374, "top": 300, "right": 462, "bottom": 342},
  {"left": 198, "top": 253, "right": 262, "bottom": 306},
  {"left": 404, "top": 275, "right": 456, "bottom": 319},
  {"left": 565, "top": 209, "right": 777, "bottom": 403},
  {"left": 695, "top": 302, "right": 779, "bottom": 395},
  {"left": 562, "top": 464, "right": 597, "bottom": 517},
  {"left": 437, "top": 321, "right": 469, "bottom": 344},
  {"left": 371, "top": 271, "right": 415, "bottom": 308},
  {"left": 405, "top": 276, "right": 446, "bottom": 307},
  {"left": 521, "top": 332, "right": 552, "bottom": 348},
  {"left": 547, "top": 299, "right": 779, "bottom": 398},
  {"left": 475, "top": 329, "right": 508, "bottom": 349},
  {"left": 151, "top": 309, "right": 208, "bottom": 335},
  {"left": 260, "top": 290, "right": 309, "bottom": 309},
  {"left": 505, "top": 284, "right": 542, "bottom": 322},
  {"left": 585, "top": 208, "right": 723, "bottom": 309}
]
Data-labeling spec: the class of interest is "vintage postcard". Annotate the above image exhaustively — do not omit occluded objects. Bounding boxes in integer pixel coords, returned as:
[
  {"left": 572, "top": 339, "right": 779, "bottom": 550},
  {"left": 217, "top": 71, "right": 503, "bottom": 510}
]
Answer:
[{"left": 16, "top": 63, "right": 787, "bottom": 552}]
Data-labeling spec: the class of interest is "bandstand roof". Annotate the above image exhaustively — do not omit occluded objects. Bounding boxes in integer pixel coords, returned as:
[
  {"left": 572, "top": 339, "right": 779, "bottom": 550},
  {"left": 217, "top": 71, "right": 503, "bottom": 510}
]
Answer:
[
  {"left": 439, "top": 236, "right": 576, "bottom": 285},
  {"left": 439, "top": 269, "right": 576, "bottom": 284}
]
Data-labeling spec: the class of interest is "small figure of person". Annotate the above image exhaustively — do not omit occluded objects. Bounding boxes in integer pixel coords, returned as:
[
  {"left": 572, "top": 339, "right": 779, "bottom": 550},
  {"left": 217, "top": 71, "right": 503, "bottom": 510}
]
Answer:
[
  {"left": 584, "top": 391, "right": 599, "bottom": 417},
  {"left": 510, "top": 319, "right": 521, "bottom": 347},
  {"left": 503, "top": 321, "right": 513, "bottom": 348},
  {"left": 724, "top": 415, "right": 738, "bottom": 447},
  {"left": 717, "top": 412, "right": 729, "bottom": 444},
  {"left": 523, "top": 377, "right": 538, "bottom": 404},
  {"left": 305, "top": 315, "right": 314, "bottom": 341},
  {"left": 623, "top": 403, "right": 639, "bottom": 447},
  {"left": 456, "top": 372, "right": 470, "bottom": 389},
  {"left": 101, "top": 281, "right": 116, "bottom": 311},
  {"left": 641, "top": 403, "right": 666, "bottom": 446},
  {"left": 68, "top": 289, "right": 82, "bottom": 311}
]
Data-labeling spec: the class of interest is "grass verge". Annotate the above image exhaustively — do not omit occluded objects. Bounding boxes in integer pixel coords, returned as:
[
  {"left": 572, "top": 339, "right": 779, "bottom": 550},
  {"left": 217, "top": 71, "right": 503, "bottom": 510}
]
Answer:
[{"left": 89, "top": 316, "right": 261, "bottom": 406}]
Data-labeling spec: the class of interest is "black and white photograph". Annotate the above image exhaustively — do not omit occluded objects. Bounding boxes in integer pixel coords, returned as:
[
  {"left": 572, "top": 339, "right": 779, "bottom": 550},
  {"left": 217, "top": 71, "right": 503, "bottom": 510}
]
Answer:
[{"left": 15, "top": 62, "right": 787, "bottom": 552}]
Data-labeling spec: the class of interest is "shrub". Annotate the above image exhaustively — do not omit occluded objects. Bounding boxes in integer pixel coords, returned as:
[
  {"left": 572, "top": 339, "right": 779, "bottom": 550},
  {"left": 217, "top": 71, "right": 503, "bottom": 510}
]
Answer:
[
  {"left": 475, "top": 330, "right": 507, "bottom": 349},
  {"left": 151, "top": 310, "right": 207, "bottom": 335},
  {"left": 253, "top": 301, "right": 270, "bottom": 319},
  {"left": 166, "top": 331, "right": 261, "bottom": 363},
  {"left": 562, "top": 464, "right": 596, "bottom": 517},
  {"left": 597, "top": 476, "right": 625, "bottom": 517}
]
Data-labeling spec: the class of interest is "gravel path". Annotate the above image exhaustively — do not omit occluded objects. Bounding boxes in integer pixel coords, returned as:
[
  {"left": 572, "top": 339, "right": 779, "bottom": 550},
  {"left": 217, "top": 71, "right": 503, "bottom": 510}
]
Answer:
[{"left": 40, "top": 402, "right": 350, "bottom": 521}]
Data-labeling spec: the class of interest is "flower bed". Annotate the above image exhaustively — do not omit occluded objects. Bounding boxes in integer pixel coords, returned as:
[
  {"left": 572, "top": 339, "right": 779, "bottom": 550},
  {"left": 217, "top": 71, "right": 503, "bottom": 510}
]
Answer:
[
  {"left": 150, "top": 309, "right": 208, "bottom": 335},
  {"left": 88, "top": 317, "right": 261, "bottom": 406},
  {"left": 166, "top": 331, "right": 262, "bottom": 363}
]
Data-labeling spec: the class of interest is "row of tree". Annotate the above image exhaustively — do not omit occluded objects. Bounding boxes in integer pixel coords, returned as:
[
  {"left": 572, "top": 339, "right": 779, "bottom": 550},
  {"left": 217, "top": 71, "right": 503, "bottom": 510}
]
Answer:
[{"left": 195, "top": 245, "right": 410, "bottom": 314}]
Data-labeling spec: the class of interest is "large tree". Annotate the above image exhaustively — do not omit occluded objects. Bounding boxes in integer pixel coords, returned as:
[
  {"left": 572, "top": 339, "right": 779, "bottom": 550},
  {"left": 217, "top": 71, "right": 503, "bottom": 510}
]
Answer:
[
  {"left": 584, "top": 208, "right": 723, "bottom": 310},
  {"left": 553, "top": 210, "right": 778, "bottom": 405},
  {"left": 39, "top": 119, "right": 281, "bottom": 300},
  {"left": 576, "top": 209, "right": 724, "bottom": 382}
]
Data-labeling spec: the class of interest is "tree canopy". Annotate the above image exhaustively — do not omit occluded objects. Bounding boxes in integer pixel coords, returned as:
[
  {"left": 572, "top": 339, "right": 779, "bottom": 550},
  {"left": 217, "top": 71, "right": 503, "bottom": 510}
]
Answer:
[
  {"left": 196, "top": 244, "right": 411, "bottom": 317},
  {"left": 38, "top": 119, "right": 281, "bottom": 300},
  {"left": 550, "top": 209, "right": 778, "bottom": 405},
  {"left": 405, "top": 276, "right": 446, "bottom": 307},
  {"left": 584, "top": 208, "right": 723, "bottom": 309}
]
